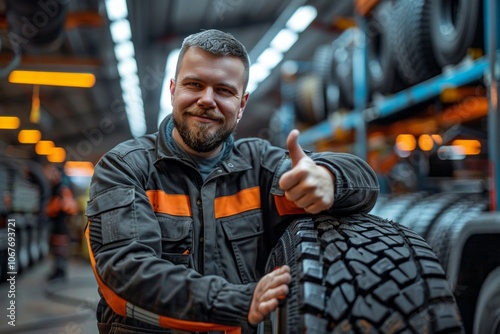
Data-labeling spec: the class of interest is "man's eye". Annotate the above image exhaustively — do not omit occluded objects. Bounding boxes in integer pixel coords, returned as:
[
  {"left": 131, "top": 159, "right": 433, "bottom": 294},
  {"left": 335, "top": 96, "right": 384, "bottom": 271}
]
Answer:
[{"left": 218, "top": 88, "right": 232, "bottom": 94}]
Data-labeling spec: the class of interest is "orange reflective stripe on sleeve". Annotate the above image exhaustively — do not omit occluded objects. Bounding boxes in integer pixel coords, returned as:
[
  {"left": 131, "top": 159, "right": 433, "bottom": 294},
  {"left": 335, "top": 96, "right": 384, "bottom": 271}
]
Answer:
[
  {"left": 214, "top": 186, "right": 261, "bottom": 219},
  {"left": 146, "top": 190, "right": 192, "bottom": 216},
  {"left": 85, "top": 222, "right": 127, "bottom": 316},
  {"left": 274, "top": 195, "right": 306, "bottom": 216}
]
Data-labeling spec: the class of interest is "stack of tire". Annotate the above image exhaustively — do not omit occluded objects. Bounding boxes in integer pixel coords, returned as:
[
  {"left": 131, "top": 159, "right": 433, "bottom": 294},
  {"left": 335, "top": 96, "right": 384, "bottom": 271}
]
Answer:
[{"left": 367, "top": 0, "right": 484, "bottom": 95}]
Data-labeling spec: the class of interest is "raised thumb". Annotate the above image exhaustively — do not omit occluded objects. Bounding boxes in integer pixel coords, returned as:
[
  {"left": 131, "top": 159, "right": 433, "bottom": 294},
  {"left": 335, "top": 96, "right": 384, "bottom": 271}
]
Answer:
[{"left": 287, "top": 129, "right": 307, "bottom": 167}]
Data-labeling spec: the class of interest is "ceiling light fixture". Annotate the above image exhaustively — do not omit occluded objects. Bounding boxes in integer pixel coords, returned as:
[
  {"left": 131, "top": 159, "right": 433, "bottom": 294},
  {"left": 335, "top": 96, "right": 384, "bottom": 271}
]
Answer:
[
  {"left": 247, "top": 5, "right": 317, "bottom": 93},
  {"left": 8, "top": 70, "right": 96, "bottom": 88},
  {"left": 105, "top": 0, "right": 146, "bottom": 138},
  {"left": 0, "top": 116, "right": 20, "bottom": 129}
]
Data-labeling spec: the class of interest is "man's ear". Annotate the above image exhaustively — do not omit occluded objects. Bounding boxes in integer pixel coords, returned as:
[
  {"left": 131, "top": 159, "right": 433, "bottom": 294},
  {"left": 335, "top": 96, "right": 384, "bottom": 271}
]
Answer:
[
  {"left": 169, "top": 79, "right": 176, "bottom": 104},
  {"left": 237, "top": 91, "right": 249, "bottom": 122}
]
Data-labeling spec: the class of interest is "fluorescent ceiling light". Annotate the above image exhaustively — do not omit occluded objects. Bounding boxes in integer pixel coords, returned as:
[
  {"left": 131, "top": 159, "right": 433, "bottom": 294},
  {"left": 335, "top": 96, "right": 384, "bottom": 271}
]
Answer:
[
  {"left": 105, "top": 0, "right": 128, "bottom": 21},
  {"left": 117, "top": 57, "right": 138, "bottom": 77},
  {"left": 110, "top": 20, "right": 132, "bottom": 44},
  {"left": 159, "top": 48, "right": 180, "bottom": 126},
  {"left": 18, "top": 129, "right": 42, "bottom": 144},
  {"left": 257, "top": 48, "right": 284, "bottom": 69},
  {"left": 270, "top": 29, "right": 299, "bottom": 53},
  {"left": 250, "top": 63, "right": 271, "bottom": 83},
  {"left": 120, "top": 73, "right": 140, "bottom": 87},
  {"left": 114, "top": 41, "right": 135, "bottom": 61},
  {"left": 286, "top": 6, "right": 317, "bottom": 33},
  {"left": 124, "top": 104, "right": 147, "bottom": 138},
  {"left": 9, "top": 70, "right": 95, "bottom": 88}
]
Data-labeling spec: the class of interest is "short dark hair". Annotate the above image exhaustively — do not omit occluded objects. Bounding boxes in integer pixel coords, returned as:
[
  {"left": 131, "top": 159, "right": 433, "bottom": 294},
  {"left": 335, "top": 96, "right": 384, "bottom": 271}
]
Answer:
[{"left": 175, "top": 29, "right": 250, "bottom": 92}]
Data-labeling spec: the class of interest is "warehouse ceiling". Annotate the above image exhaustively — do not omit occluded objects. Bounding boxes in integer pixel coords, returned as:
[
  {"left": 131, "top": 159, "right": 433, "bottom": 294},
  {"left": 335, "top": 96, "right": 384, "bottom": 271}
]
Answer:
[{"left": 0, "top": 0, "right": 353, "bottom": 163}]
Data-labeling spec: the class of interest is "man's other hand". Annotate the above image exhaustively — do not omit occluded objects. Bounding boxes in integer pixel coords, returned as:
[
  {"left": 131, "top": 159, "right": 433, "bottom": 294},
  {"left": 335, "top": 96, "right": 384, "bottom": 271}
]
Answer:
[{"left": 248, "top": 265, "right": 291, "bottom": 325}]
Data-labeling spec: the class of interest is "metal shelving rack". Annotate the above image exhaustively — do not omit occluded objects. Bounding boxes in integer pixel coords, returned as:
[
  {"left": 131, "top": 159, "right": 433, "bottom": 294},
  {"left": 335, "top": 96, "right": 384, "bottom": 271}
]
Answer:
[{"left": 298, "top": 0, "right": 500, "bottom": 211}]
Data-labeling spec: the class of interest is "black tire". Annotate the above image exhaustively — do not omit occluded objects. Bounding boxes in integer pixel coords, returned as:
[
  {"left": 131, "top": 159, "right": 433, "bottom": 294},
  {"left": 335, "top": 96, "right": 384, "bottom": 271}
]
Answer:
[
  {"left": 430, "top": 0, "right": 484, "bottom": 67},
  {"left": 425, "top": 193, "right": 489, "bottom": 270},
  {"left": 397, "top": 192, "right": 460, "bottom": 239},
  {"left": 266, "top": 214, "right": 464, "bottom": 333},
  {"left": 473, "top": 267, "right": 500, "bottom": 334},
  {"left": 391, "top": 0, "right": 441, "bottom": 86},
  {"left": 332, "top": 37, "right": 354, "bottom": 109},
  {"left": 313, "top": 44, "right": 340, "bottom": 115},
  {"left": 367, "top": 1, "right": 406, "bottom": 95}
]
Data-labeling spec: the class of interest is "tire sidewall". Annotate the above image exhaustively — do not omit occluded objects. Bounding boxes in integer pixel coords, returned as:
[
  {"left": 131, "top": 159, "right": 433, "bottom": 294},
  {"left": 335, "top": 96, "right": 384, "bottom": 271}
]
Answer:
[{"left": 473, "top": 267, "right": 500, "bottom": 334}]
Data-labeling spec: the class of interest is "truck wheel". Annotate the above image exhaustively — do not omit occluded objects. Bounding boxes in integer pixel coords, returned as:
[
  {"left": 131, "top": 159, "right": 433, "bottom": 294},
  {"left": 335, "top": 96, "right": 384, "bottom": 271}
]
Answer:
[
  {"left": 266, "top": 214, "right": 464, "bottom": 333},
  {"left": 430, "top": 0, "right": 483, "bottom": 67},
  {"left": 473, "top": 267, "right": 500, "bottom": 334}
]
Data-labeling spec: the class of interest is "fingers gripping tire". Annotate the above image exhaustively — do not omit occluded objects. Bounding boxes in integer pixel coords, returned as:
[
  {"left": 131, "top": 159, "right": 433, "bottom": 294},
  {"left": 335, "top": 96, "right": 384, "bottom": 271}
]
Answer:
[{"left": 265, "top": 214, "right": 464, "bottom": 333}]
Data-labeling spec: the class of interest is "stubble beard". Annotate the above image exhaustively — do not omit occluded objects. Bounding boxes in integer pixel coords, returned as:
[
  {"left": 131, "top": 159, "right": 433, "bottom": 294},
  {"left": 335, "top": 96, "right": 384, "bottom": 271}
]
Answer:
[{"left": 173, "top": 110, "right": 237, "bottom": 153}]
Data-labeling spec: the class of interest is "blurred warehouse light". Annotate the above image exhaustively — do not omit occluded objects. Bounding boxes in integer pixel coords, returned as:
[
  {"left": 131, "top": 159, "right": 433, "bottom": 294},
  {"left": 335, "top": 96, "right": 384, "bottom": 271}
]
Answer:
[
  {"left": 452, "top": 139, "right": 481, "bottom": 155},
  {"left": 35, "top": 140, "right": 55, "bottom": 155},
  {"left": 247, "top": 5, "right": 317, "bottom": 93},
  {"left": 105, "top": 0, "right": 146, "bottom": 138},
  {"left": 65, "top": 161, "right": 95, "bottom": 177},
  {"left": 0, "top": 116, "right": 20, "bottom": 129},
  {"left": 418, "top": 134, "right": 434, "bottom": 151},
  {"left": 270, "top": 29, "right": 299, "bottom": 53},
  {"left": 286, "top": 5, "right": 317, "bottom": 33},
  {"left": 47, "top": 147, "right": 66, "bottom": 163},
  {"left": 18, "top": 129, "right": 41, "bottom": 144},
  {"left": 109, "top": 20, "right": 132, "bottom": 43},
  {"left": 8, "top": 70, "right": 96, "bottom": 88}
]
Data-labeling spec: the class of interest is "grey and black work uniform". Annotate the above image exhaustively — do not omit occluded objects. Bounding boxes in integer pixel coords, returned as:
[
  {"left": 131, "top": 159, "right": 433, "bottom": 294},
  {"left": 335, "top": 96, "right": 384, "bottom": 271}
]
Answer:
[{"left": 85, "top": 114, "right": 379, "bottom": 334}]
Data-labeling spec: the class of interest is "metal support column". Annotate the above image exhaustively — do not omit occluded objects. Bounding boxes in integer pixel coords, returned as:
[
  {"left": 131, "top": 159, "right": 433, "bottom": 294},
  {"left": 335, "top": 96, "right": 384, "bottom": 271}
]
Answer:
[
  {"left": 352, "top": 18, "right": 368, "bottom": 160},
  {"left": 487, "top": 0, "right": 500, "bottom": 211}
]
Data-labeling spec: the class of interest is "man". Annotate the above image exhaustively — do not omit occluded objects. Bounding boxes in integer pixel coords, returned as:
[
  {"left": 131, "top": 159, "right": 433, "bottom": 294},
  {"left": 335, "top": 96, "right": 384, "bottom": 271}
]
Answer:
[{"left": 85, "top": 29, "right": 379, "bottom": 333}]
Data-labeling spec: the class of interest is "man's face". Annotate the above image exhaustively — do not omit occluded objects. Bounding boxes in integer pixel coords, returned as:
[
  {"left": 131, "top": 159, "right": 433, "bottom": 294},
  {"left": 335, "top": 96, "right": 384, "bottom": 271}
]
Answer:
[{"left": 170, "top": 47, "right": 249, "bottom": 155}]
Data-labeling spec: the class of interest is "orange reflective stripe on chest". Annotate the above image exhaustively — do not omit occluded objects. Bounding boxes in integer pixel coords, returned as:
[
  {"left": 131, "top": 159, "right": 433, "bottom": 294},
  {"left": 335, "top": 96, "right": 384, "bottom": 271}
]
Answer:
[
  {"left": 146, "top": 190, "right": 192, "bottom": 216},
  {"left": 214, "top": 186, "right": 261, "bottom": 219}
]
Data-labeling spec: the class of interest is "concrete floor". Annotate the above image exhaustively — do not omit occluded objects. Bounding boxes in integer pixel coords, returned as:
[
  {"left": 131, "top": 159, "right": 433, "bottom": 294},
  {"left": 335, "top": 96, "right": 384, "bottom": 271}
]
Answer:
[{"left": 0, "top": 256, "right": 99, "bottom": 334}]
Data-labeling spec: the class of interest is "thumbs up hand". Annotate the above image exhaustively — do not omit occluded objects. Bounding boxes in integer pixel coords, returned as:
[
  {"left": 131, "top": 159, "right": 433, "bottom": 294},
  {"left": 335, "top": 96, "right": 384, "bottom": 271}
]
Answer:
[{"left": 278, "top": 129, "right": 335, "bottom": 214}]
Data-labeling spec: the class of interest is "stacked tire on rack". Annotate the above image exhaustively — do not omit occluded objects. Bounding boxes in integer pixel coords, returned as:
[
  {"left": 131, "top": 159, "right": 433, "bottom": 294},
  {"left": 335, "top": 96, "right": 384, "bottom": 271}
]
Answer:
[
  {"left": 294, "top": 0, "right": 486, "bottom": 122},
  {"left": 369, "top": 0, "right": 484, "bottom": 92},
  {"left": 265, "top": 213, "right": 464, "bottom": 333},
  {"left": 0, "top": 157, "right": 50, "bottom": 282}
]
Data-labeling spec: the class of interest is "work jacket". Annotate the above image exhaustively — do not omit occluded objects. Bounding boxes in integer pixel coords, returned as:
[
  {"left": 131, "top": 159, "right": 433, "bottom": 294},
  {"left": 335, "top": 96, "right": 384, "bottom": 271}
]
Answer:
[{"left": 85, "top": 115, "right": 379, "bottom": 333}]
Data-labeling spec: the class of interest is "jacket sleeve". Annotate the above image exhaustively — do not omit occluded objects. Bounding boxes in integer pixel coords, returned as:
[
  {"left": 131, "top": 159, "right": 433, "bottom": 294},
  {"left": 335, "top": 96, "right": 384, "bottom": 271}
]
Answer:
[
  {"left": 85, "top": 149, "right": 255, "bottom": 332},
  {"left": 312, "top": 151, "right": 380, "bottom": 214}
]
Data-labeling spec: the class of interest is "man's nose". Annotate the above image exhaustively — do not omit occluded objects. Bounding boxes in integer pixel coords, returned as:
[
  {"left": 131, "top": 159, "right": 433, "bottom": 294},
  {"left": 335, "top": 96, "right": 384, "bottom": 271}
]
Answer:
[{"left": 197, "top": 87, "right": 216, "bottom": 109}]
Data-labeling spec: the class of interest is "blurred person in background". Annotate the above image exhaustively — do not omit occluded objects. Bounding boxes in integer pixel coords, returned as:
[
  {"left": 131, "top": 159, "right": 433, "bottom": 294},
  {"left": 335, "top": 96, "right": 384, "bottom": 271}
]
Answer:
[{"left": 44, "top": 163, "right": 78, "bottom": 281}]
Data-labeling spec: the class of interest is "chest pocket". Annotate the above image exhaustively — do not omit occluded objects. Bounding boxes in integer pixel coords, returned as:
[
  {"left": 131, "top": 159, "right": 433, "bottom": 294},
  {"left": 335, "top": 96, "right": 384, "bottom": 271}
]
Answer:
[
  {"left": 157, "top": 214, "right": 193, "bottom": 266},
  {"left": 220, "top": 210, "right": 265, "bottom": 283}
]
